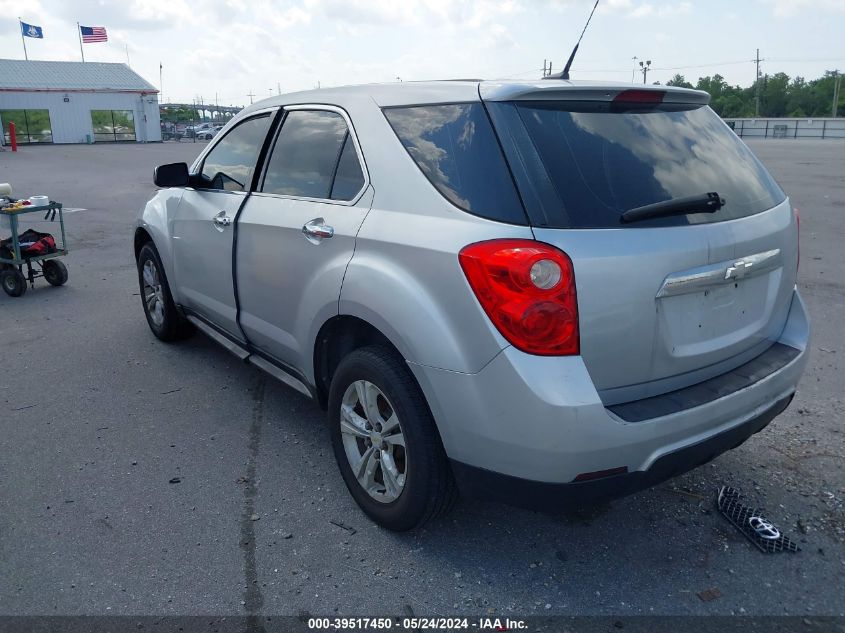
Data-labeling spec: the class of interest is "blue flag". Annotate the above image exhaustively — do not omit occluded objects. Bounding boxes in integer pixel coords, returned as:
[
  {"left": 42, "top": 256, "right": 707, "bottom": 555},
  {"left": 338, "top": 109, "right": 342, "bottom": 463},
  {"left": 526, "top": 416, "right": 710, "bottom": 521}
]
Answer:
[{"left": 21, "top": 21, "right": 43, "bottom": 38}]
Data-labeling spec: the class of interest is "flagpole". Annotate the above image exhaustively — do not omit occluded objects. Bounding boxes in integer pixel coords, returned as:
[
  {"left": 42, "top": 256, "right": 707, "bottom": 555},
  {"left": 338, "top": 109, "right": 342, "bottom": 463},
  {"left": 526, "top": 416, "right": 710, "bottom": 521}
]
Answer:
[
  {"left": 19, "top": 18, "right": 28, "bottom": 60},
  {"left": 159, "top": 63, "right": 164, "bottom": 104},
  {"left": 77, "top": 23, "right": 85, "bottom": 62}
]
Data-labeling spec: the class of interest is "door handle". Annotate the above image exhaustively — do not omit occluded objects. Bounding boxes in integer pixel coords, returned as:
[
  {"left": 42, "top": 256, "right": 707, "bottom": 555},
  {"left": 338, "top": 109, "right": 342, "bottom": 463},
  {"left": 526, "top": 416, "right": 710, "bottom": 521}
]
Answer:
[
  {"left": 302, "top": 218, "right": 334, "bottom": 243},
  {"left": 212, "top": 211, "right": 232, "bottom": 228}
]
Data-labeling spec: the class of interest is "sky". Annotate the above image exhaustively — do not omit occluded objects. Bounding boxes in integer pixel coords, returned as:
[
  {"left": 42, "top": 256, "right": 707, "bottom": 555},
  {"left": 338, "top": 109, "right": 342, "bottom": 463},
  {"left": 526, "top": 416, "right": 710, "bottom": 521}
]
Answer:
[{"left": 2, "top": 0, "right": 844, "bottom": 108}]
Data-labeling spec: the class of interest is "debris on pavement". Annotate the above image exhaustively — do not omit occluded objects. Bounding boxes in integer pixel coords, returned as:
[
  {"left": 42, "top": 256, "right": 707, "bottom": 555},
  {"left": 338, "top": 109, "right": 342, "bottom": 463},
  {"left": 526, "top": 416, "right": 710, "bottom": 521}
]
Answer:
[
  {"left": 168, "top": 477, "right": 181, "bottom": 484},
  {"left": 697, "top": 587, "right": 722, "bottom": 602},
  {"left": 664, "top": 486, "right": 707, "bottom": 501},
  {"left": 330, "top": 519, "right": 357, "bottom": 535},
  {"left": 717, "top": 486, "right": 800, "bottom": 553}
]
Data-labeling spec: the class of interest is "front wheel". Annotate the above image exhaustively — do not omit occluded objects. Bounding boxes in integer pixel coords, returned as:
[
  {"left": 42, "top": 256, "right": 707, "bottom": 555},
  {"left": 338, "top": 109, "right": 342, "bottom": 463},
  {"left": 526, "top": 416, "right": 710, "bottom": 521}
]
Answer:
[
  {"left": 1, "top": 268, "right": 27, "bottom": 297},
  {"left": 137, "top": 243, "right": 193, "bottom": 341},
  {"left": 328, "top": 345, "right": 457, "bottom": 531}
]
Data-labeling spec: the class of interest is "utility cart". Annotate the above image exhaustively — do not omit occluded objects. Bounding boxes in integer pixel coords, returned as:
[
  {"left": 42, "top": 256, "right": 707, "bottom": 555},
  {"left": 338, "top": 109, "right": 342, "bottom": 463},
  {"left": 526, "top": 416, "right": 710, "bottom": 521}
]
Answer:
[{"left": 0, "top": 201, "right": 69, "bottom": 297}]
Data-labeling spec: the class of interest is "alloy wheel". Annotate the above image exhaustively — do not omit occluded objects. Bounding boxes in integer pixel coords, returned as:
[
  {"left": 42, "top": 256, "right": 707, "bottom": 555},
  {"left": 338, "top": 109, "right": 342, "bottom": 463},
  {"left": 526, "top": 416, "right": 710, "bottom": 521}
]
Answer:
[
  {"left": 340, "top": 380, "right": 407, "bottom": 503},
  {"left": 142, "top": 259, "right": 165, "bottom": 327}
]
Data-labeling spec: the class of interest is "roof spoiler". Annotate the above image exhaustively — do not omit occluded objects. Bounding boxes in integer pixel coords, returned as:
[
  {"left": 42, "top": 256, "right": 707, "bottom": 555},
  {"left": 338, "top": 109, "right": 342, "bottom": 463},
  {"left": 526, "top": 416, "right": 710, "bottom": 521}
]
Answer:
[{"left": 480, "top": 83, "right": 711, "bottom": 106}]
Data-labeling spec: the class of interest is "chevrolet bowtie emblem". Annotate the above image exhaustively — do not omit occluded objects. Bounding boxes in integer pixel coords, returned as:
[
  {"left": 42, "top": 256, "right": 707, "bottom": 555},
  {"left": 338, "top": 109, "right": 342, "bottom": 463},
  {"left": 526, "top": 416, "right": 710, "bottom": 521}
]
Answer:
[{"left": 725, "top": 260, "right": 753, "bottom": 280}]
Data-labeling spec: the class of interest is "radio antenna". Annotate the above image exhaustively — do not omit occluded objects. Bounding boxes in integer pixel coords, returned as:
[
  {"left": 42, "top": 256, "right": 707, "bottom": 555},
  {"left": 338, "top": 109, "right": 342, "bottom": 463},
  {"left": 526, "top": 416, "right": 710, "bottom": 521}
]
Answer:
[{"left": 545, "top": 0, "right": 600, "bottom": 81}]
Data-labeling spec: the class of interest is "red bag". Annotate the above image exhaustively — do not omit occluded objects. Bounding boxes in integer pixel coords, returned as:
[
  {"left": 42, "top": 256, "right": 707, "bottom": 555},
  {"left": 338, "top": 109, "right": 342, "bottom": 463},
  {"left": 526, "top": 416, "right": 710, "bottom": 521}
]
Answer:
[{"left": 0, "top": 229, "right": 56, "bottom": 258}]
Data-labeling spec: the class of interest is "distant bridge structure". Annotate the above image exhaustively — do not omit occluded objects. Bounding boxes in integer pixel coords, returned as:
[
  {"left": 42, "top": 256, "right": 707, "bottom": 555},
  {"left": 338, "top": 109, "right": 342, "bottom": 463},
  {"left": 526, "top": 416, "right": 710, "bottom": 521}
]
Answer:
[{"left": 160, "top": 102, "right": 244, "bottom": 121}]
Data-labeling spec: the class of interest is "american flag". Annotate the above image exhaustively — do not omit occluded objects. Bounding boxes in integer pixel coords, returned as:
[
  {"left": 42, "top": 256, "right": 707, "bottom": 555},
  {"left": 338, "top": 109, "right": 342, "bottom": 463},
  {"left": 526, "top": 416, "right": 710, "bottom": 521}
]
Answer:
[{"left": 80, "top": 25, "right": 108, "bottom": 43}]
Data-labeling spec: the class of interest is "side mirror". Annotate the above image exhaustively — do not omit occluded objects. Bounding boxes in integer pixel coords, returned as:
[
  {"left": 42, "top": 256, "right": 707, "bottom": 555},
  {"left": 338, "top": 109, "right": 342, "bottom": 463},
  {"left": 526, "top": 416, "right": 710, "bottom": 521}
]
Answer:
[{"left": 154, "top": 162, "right": 190, "bottom": 188}]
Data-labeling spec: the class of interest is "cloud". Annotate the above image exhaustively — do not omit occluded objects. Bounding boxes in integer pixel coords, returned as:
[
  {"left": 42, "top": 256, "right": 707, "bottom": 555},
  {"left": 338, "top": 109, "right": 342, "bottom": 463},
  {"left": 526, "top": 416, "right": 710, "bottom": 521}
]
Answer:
[
  {"left": 487, "top": 23, "right": 516, "bottom": 48},
  {"left": 622, "top": 1, "right": 692, "bottom": 18},
  {"left": 547, "top": 0, "right": 690, "bottom": 18},
  {"left": 761, "top": 0, "right": 845, "bottom": 17},
  {"left": 658, "top": 2, "right": 691, "bottom": 16},
  {"left": 305, "top": 0, "right": 520, "bottom": 30},
  {"left": 630, "top": 3, "right": 654, "bottom": 17}
]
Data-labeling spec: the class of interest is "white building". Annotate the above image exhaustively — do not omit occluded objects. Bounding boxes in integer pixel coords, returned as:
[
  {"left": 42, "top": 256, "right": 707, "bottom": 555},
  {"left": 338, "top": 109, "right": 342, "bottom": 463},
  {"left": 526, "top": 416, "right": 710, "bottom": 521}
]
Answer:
[{"left": 0, "top": 59, "right": 161, "bottom": 144}]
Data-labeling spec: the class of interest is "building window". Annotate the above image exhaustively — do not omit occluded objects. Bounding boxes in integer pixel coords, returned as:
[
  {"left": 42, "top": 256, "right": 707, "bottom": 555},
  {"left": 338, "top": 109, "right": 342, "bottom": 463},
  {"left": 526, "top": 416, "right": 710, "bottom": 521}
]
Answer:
[
  {"left": 91, "top": 110, "right": 136, "bottom": 142},
  {"left": 0, "top": 109, "right": 53, "bottom": 144}
]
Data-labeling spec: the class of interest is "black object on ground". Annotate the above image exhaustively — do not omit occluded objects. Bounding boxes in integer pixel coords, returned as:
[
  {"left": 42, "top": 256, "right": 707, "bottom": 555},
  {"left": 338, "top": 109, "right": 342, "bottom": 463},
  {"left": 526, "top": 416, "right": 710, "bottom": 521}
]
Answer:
[{"left": 717, "top": 486, "right": 800, "bottom": 553}]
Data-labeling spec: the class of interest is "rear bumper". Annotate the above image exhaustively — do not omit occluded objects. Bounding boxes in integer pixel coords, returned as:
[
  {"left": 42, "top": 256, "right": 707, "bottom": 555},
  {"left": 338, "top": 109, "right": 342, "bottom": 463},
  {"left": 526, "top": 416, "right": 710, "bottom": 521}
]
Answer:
[
  {"left": 409, "top": 288, "right": 809, "bottom": 505},
  {"left": 450, "top": 394, "right": 791, "bottom": 511}
]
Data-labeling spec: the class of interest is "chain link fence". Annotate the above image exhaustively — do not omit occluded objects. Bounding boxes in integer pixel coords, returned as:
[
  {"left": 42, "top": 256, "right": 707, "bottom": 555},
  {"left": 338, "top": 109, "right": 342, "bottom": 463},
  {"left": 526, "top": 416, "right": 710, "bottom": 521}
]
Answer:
[{"left": 724, "top": 117, "right": 845, "bottom": 140}]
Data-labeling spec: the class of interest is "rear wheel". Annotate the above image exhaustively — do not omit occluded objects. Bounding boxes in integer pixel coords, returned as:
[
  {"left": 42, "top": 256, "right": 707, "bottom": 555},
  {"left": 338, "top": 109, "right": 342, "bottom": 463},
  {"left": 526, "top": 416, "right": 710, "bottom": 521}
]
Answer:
[
  {"left": 328, "top": 345, "right": 457, "bottom": 531},
  {"left": 42, "top": 259, "right": 68, "bottom": 286},
  {"left": 1, "top": 268, "right": 27, "bottom": 297},
  {"left": 137, "top": 242, "right": 193, "bottom": 341}
]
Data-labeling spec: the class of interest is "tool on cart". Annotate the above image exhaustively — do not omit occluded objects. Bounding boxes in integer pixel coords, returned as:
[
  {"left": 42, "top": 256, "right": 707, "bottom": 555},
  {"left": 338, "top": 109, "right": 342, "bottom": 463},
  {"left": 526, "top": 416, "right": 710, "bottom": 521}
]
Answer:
[{"left": 0, "top": 185, "right": 69, "bottom": 298}]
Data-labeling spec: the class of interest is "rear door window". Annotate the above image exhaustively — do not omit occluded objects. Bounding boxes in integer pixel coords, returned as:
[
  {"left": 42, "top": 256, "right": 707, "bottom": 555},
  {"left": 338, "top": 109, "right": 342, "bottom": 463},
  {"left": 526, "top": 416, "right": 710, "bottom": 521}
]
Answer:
[
  {"left": 487, "top": 101, "right": 786, "bottom": 228},
  {"left": 383, "top": 104, "right": 527, "bottom": 225},
  {"left": 261, "top": 109, "right": 365, "bottom": 201}
]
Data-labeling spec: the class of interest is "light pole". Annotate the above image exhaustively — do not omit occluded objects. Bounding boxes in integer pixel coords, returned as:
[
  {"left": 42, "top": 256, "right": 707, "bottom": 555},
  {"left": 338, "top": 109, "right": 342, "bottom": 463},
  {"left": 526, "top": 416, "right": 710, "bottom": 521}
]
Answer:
[
  {"left": 639, "top": 60, "right": 651, "bottom": 84},
  {"left": 631, "top": 56, "right": 638, "bottom": 83}
]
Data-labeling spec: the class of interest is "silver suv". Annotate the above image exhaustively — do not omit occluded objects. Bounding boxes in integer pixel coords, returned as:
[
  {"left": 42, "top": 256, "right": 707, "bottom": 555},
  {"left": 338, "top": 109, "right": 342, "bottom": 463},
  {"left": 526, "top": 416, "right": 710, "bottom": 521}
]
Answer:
[{"left": 135, "top": 80, "right": 809, "bottom": 531}]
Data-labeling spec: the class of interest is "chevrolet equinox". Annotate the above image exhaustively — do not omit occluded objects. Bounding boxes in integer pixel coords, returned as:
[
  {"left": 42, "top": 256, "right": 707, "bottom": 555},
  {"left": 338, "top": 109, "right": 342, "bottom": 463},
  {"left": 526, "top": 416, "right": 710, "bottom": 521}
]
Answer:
[{"left": 135, "top": 80, "right": 809, "bottom": 530}]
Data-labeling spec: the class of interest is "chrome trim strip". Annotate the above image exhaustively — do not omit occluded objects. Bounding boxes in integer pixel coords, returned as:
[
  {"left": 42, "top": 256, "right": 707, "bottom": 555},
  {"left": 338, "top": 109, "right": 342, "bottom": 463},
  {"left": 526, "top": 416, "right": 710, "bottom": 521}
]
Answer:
[
  {"left": 248, "top": 355, "right": 312, "bottom": 398},
  {"left": 186, "top": 313, "right": 313, "bottom": 398},
  {"left": 186, "top": 315, "right": 250, "bottom": 360},
  {"left": 656, "top": 249, "right": 781, "bottom": 298}
]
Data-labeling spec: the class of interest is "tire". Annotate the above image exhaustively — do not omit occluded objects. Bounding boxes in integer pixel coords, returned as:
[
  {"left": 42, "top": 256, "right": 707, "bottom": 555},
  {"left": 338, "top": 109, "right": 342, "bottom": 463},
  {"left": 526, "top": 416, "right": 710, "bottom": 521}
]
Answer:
[
  {"left": 328, "top": 345, "right": 457, "bottom": 531},
  {"left": 42, "top": 259, "right": 68, "bottom": 286},
  {"left": 1, "top": 268, "right": 27, "bottom": 297},
  {"left": 137, "top": 242, "right": 193, "bottom": 341}
]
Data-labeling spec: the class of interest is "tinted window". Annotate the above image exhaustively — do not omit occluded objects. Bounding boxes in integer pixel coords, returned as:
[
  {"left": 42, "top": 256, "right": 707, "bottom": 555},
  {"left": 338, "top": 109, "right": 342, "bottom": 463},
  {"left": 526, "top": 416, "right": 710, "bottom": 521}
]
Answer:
[
  {"left": 262, "top": 110, "right": 357, "bottom": 199},
  {"left": 200, "top": 114, "right": 272, "bottom": 191},
  {"left": 91, "top": 110, "right": 135, "bottom": 142},
  {"left": 1, "top": 109, "right": 52, "bottom": 144},
  {"left": 383, "top": 104, "right": 526, "bottom": 225},
  {"left": 330, "top": 134, "right": 365, "bottom": 200},
  {"left": 488, "top": 101, "right": 786, "bottom": 229}
]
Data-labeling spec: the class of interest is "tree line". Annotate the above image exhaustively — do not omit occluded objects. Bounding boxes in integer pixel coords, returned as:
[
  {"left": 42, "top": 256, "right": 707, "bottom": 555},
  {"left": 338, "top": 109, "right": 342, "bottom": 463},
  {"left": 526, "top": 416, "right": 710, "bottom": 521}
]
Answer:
[{"left": 666, "top": 70, "right": 842, "bottom": 118}]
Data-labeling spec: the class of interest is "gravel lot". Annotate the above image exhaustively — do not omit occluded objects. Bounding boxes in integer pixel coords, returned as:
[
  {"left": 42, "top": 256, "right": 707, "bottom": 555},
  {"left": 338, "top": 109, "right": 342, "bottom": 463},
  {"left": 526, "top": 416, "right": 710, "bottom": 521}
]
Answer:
[{"left": 0, "top": 138, "right": 842, "bottom": 618}]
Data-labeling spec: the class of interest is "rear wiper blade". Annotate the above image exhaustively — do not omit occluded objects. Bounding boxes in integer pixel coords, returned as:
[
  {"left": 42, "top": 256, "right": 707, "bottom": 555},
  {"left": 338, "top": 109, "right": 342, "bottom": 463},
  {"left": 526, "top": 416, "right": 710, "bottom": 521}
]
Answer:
[{"left": 620, "top": 192, "right": 725, "bottom": 224}]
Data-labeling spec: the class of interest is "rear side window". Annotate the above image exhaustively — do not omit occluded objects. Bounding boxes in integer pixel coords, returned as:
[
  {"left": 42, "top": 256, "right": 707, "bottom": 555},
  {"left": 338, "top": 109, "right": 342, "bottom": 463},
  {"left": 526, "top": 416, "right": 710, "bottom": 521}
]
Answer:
[
  {"left": 261, "top": 109, "right": 364, "bottom": 200},
  {"left": 330, "top": 134, "right": 366, "bottom": 200},
  {"left": 383, "top": 104, "right": 527, "bottom": 225},
  {"left": 200, "top": 114, "right": 272, "bottom": 191},
  {"left": 487, "top": 101, "right": 785, "bottom": 228}
]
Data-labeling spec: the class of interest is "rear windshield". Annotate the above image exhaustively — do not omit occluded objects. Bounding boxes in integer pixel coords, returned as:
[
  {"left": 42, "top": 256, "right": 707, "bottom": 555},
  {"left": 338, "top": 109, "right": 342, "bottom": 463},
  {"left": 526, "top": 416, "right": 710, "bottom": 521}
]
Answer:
[{"left": 487, "top": 101, "right": 786, "bottom": 229}]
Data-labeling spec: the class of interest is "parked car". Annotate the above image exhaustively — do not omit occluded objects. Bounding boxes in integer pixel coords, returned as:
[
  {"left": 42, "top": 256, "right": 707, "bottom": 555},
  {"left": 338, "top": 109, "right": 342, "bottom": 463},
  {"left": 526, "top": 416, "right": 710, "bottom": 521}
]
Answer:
[
  {"left": 135, "top": 80, "right": 808, "bottom": 531},
  {"left": 183, "top": 123, "right": 212, "bottom": 139}
]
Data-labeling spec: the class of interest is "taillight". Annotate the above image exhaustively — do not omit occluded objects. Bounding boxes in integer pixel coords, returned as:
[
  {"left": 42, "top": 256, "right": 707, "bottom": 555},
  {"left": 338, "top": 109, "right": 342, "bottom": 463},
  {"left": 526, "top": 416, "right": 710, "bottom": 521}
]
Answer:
[{"left": 459, "top": 239, "right": 579, "bottom": 356}]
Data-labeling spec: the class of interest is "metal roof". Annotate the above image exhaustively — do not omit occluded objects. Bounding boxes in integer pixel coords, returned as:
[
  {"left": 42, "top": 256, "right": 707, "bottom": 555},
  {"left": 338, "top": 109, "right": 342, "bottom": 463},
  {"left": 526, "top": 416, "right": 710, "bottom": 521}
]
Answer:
[
  {"left": 0, "top": 59, "right": 157, "bottom": 93},
  {"left": 240, "top": 79, "right": 708, "bottom": 114}
]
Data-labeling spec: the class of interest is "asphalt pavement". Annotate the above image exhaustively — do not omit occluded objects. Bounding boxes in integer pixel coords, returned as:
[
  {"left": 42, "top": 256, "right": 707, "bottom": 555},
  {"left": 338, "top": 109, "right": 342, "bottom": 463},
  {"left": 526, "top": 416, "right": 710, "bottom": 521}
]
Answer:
[{"left": 0, "top": 138, "right": 842, "bottom": 617}]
